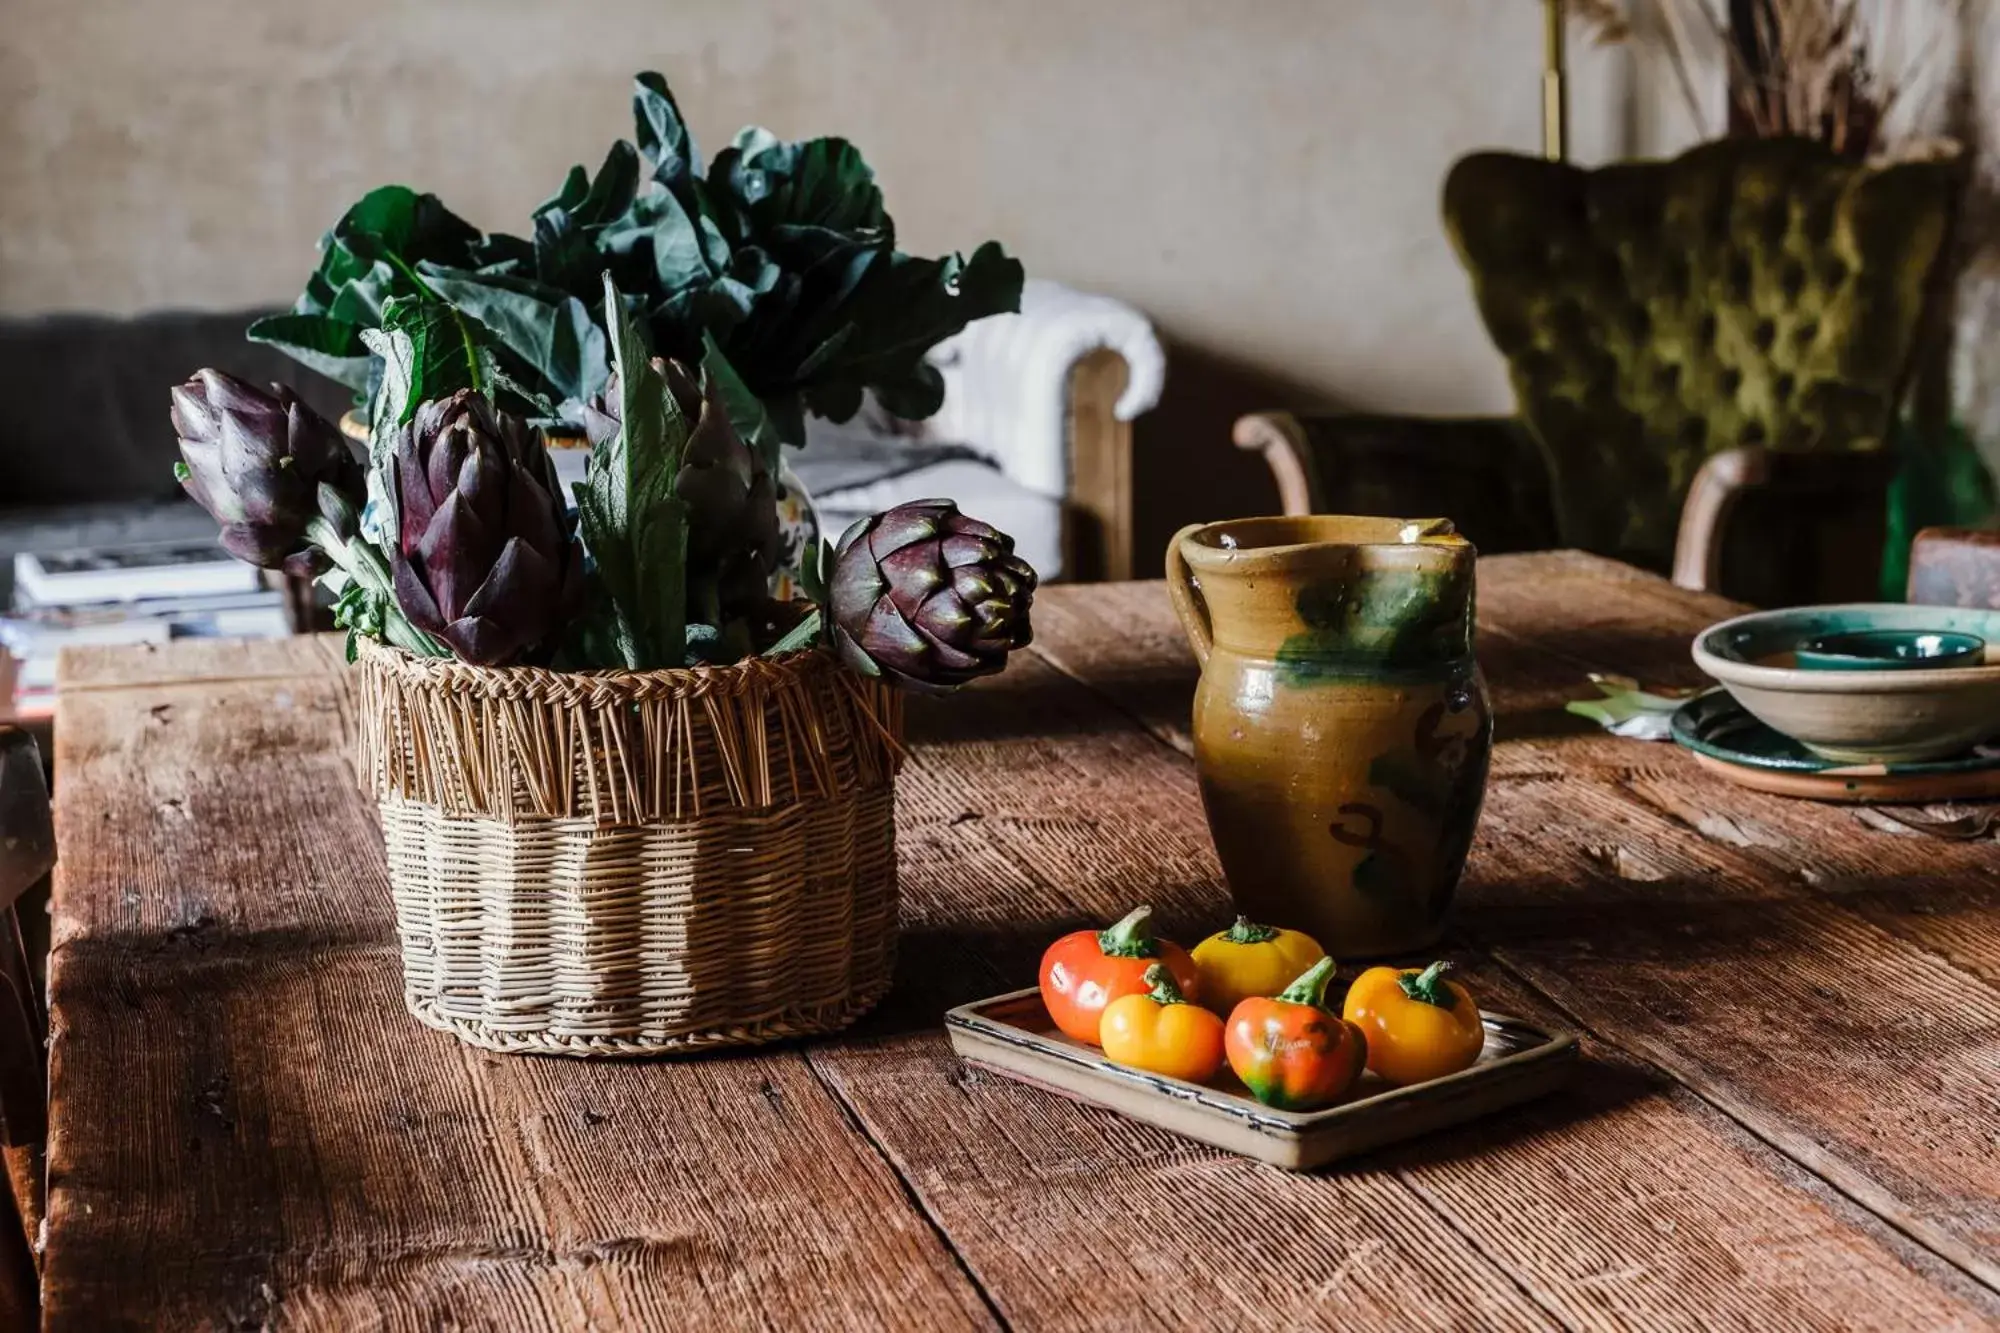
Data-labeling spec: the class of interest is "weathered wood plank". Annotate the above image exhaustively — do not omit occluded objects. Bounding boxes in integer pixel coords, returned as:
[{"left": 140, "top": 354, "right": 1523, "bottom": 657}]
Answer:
[
  {"left": 809, "top": 649, "right": 2000, "bottom": 1329},
  {"left": 45, "top": 657, "right": 996, "bottom": 1331},
  {"left": 1024, "top": 570, "right": 2000, "bottom": 1304},
  {"left": 55, "top": 633, "right": 346, "bottom": 693},
  {"left": 1475, "top": 564, "right": 2000, "bottom": 1288},
  {"left": 45, "top": 564, "right": 2000, "bottom": 1329}
]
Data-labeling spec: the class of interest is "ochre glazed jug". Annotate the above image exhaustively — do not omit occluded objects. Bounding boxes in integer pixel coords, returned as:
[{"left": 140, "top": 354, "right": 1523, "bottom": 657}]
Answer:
[{"left": 1167, "top": 516, "right": 1491, "bottom": 956}]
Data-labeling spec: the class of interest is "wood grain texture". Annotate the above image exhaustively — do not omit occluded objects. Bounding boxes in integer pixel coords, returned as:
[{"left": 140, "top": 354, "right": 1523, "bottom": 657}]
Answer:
[
  {"left": 56, "top": 632, "right": 347, "bottom": 692},
  {"left": 1028, "top": 560, "right": 2000, "bottom": 1306},
  {"left": 45, "top": 645, "right": 994, "bottom": 1332},
  {"left": 808, "top": 647, "right": 1998, "bottom": 1330},
  {"left": 42, "top": 559, "right": 2000, "bottom": 1330}
]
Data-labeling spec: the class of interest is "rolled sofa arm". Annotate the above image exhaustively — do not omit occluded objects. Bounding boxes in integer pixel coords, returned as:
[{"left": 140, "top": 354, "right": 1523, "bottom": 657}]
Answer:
[{"left": 925, "top": 279, "right": 1165, "bottom": 501}]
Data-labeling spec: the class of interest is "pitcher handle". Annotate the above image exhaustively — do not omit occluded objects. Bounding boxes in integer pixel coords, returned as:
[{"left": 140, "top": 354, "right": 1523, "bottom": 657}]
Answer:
[{"left": 1164, "top": 525, "right": 1213, "bottom": 667}]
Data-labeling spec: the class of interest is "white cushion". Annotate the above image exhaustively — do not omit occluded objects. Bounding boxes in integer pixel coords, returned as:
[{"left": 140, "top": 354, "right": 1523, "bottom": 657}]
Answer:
[{"left": 812, "top": 458, "right": 1064, "bottom": 583}]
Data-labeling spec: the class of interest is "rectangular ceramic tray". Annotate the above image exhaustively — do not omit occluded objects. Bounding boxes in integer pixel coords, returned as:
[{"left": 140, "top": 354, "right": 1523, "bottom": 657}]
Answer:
[{"left": 945, "top": 988, "right": 1577, "bottom": 1171}]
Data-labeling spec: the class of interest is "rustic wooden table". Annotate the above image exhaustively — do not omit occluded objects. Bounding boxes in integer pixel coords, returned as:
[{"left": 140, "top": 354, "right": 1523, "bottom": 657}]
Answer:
[{"left": 42, "top": 553, "right": 2000, "bottom": 1329}]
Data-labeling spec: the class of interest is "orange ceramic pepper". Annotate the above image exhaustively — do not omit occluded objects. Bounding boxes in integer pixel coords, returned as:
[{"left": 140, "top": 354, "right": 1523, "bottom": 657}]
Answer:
[
  {"left": 1223, "top": 957, "right": 1368, "bottom": 1110},
  {"left": 1098, "top": 963, "right": 1227, "bottom": 1083},
  {"left": 1341, "top": 960, "right": 1484, "bottom": 1086},
  {"left": 1039, "top": 905, "right": 1199, "bottom": 1045}
]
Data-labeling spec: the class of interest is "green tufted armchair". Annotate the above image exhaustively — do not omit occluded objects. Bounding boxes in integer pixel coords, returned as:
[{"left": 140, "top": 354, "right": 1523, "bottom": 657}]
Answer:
[{"left": 1237, "top": 137, "right": 1959, "bottom": 604}]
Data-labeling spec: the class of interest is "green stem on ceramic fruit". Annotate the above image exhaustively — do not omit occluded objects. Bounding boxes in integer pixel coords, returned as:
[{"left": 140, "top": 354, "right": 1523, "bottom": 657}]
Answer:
[
  {"left": 1097, "top": 905, "right": 1161, "bottom": 959},
  {"left": 1221, "top": 915, "right": 1279, "bottom": 945},
  {"left": 1142, "top": 962, "right": 1191, "bottom": 1006},
  {"left": 1397, "top": 960, "right": 1457, "bottom": 1008},
  {"left": 1276, "top": 956, "right": 1339, "bottom": 1008}
]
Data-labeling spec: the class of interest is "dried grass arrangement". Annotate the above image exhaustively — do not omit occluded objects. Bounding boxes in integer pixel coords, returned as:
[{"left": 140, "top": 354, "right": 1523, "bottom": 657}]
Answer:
[{"left": 1567, "top": 0, "right": 1966, "bottom": 160}]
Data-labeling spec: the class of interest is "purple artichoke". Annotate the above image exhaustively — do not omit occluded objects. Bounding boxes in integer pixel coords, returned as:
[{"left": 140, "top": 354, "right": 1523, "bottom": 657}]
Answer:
[
  {"left": 826, "top": 500, "right": 1038, "bottom": 693},
  {"left": 583, "top": 358, "right": 780, "bottom": 610},
  {"left": 170, "top": 369, "right": 363, "bottom": 576},
  {"left": 386, "top": 390, "right": 586, "bottom": 665}
]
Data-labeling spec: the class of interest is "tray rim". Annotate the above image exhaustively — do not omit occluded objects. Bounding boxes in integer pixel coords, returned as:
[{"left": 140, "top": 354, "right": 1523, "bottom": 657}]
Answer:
[{"left": 945, "top": 986, "right": 1578, "bottom": 1144}]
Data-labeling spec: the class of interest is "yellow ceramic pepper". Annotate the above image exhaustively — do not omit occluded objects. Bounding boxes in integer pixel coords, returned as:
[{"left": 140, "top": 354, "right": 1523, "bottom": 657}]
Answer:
[
  {"left": 1099, "top": 963, "right": 1226, "bottom": 1083},
  {"left": 1341, "top": 960, "right": 1484, "bottom": 1086},
  {"left": 1190, "top": 916, "right": 1327, "bottom": 1015}
]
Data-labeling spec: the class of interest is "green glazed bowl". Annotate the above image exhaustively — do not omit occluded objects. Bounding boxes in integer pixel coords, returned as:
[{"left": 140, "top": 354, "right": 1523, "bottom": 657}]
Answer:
[
  {"left": 1692, "top": 604, "right": 2000, "bottom": 763},
  {"left": 1794, "top": 629, "right": 1986, "bottom": 671}
]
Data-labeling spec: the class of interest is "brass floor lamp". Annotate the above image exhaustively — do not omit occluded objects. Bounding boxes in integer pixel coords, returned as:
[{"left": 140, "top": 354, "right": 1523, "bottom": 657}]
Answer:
[{"left": 1544, "top": 0, "right": 1568, "bottom": 161}]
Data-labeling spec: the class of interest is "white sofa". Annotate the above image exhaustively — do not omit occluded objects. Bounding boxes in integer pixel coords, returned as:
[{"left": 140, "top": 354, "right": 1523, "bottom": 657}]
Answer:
[{"left": 796, "top": 279, "right": 1165, "bottom": 582}]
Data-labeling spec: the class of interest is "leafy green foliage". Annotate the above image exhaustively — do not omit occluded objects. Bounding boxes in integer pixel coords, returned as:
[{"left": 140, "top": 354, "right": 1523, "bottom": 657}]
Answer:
[
  {"left": 634, "top": 73, "right": 699, "bottom": 190},
  {"left": 572, "top": 276, "right": 691, "bottom": 669},
  {"left": 764, "top": 608, "right": 822, "bottom": 656},
  {"left": 371, "top": 296, "right": 493, "bottom": 420},
  {"left": 252, "top": 72, "right": 1023, "bottom": 446},
  {"left": 700, "top": 331, "right": 781, "bottom": 477},
  {"left": 418, "top": 266, "right": 607, "bottom": 411},
  {"left": 248, "top": 186, "right": 488, "bottom": 394}
]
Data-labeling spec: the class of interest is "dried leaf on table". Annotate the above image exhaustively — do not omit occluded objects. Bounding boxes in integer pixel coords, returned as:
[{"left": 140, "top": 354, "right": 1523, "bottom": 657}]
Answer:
[{"left": 1564, "top": 673, "right": 1704, "bottom": 741}]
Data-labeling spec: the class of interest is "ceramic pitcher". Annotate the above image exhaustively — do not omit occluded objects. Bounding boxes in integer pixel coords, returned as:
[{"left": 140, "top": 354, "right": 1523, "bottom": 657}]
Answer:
[{"left": 1167, "top": 516, "right": 1491, "bottom": 956}]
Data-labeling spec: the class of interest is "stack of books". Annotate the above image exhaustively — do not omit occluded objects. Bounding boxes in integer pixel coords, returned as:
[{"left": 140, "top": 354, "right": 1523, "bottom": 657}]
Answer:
[{"left": 1, "top": 540, "right": 291, "bottom": 721}]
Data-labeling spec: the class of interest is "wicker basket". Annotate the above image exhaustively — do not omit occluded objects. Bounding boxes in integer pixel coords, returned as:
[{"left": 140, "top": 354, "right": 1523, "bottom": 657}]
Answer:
[{"left": 354, "top": 639, "right": 905, "bottom": 1057}]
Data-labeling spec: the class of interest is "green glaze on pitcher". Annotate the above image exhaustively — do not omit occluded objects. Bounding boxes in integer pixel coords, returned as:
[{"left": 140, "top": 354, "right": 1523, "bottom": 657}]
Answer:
[{"left": 1167, "top": 516, "right": 1492, "bottom": 957}]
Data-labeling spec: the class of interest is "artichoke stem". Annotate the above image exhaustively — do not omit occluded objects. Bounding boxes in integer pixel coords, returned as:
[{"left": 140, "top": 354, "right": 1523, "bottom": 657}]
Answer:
[{"left": 305, "top": 515, "right": 450, "bottom": 659}]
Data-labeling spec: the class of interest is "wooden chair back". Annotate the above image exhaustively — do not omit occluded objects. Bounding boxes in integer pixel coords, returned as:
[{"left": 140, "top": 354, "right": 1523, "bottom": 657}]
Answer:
[{"left": 1232, "top": 411, "right": 1558, "bottom": 555}]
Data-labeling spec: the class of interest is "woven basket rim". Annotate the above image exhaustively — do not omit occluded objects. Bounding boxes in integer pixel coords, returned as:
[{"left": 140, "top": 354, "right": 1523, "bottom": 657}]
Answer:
[
  {"left": 356, "top": 635, "right": 903, "bottom": 822},
  {"left": 356, "top": 636, "right": 840, "bottom": 701}
]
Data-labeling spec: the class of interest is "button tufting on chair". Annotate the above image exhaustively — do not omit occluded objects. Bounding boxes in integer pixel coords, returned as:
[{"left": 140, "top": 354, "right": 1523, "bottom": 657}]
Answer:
[
  {"left": 1760, "top": 201, "right": 1791, "bottom": 244},
  {"left": 1442, "top": 138, "right": 1955, "bottom": 572},
  {"left": 1726, "top": 255, "right": 1754, "bottom": 300},
  {"left": 1779, "top": 258, "right": 1808, "bottom": 299},
  {"left": 1661, "top": 255, "right": 1690, "bottom": 299},
  {"left": 1243, "top": 137, "right": 1958, "bottom": 608}
]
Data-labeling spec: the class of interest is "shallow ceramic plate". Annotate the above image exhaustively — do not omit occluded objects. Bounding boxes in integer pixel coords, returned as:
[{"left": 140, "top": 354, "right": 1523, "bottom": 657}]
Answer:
[
  {"left": 1670, "top": 689, "right": 2000, "bottom": 802},
  {"left": 945, "top": 988, "right": 1576, "bottom": 1172}
]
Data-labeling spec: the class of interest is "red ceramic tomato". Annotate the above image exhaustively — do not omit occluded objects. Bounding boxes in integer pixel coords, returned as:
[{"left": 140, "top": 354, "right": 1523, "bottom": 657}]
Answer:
[{"left": 1038, "top": 905, "right": 1199, "bottom": 1044}]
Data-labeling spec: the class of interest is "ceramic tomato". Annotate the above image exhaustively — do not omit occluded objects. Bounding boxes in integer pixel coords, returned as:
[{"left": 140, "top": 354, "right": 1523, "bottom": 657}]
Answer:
[
  {"left": 1342, "top": 961, "right": 1484, "bottom": 1086},
  {"left": 1191, "top": 916, "right": 1326, "bottom": 1015},
  {"left": 1098, "top": 963, "right": 1226, "bottom": 1083},
  {"left": 1039, "top": 905, "right": 1199, "bottom": 1045},
  {"left": 1224, "top": 957, "right": 1368, "bottom": 1110}
]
